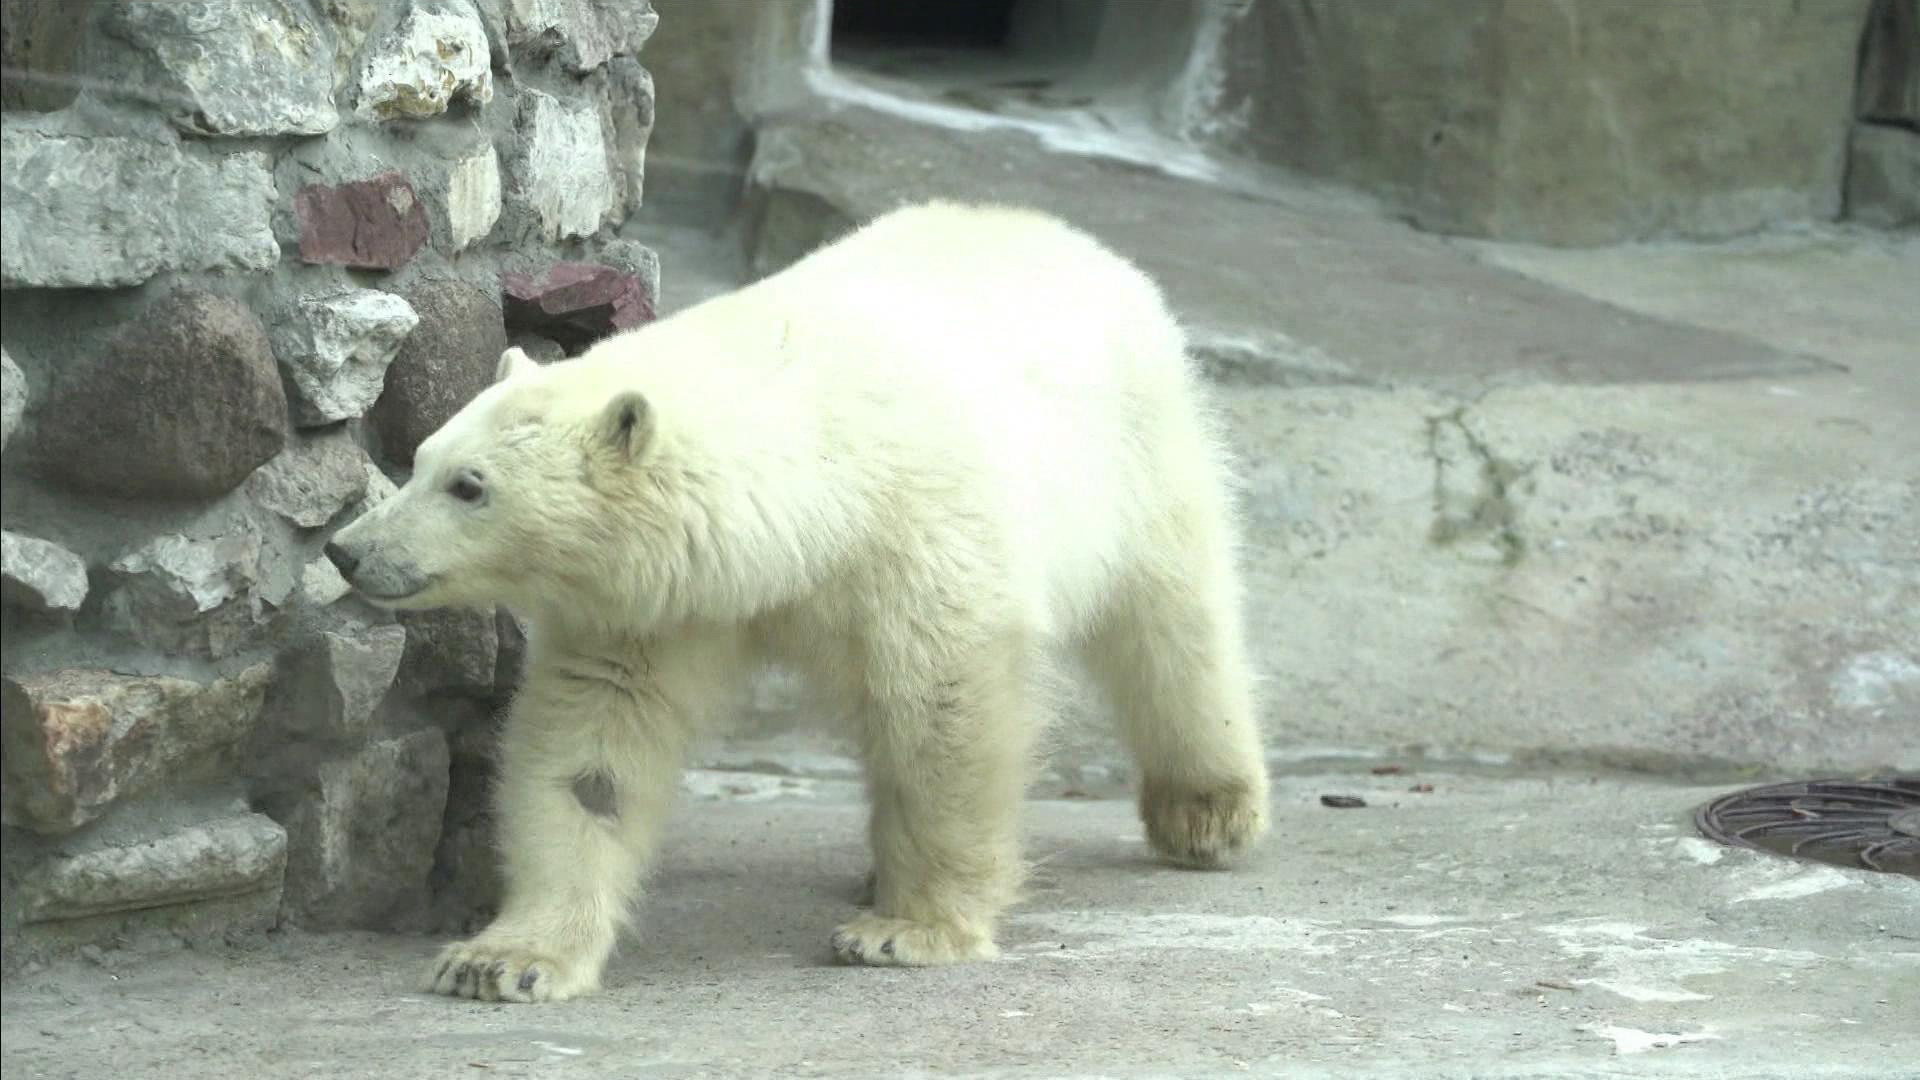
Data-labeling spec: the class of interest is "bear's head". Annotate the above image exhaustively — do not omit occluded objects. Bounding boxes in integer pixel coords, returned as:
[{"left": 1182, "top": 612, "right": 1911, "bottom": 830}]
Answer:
[{"left": 325, "top": 346, "right": 660, "bottom": 623}]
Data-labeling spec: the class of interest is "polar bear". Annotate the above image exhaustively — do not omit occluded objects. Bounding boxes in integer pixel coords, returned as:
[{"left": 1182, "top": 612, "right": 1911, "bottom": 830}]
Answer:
[{"left": 325, "top": 201, "right": 1269, "bottom": 1002}]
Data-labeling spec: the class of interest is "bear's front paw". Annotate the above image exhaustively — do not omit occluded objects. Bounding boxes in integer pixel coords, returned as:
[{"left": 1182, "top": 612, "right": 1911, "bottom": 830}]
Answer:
[
  {"left": 830, "top": 914, "right": 997, "bottom": 967},
  {"left": 422, "top": 939, "right": 598, "bottom": 1003}
]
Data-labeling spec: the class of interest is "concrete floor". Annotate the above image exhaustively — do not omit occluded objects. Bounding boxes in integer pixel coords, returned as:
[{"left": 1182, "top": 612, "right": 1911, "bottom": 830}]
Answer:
[
  {"left": 4, "top": 771, "right": 1916, "bottom": 1079},
  {"left": 7, "top": 54, "right": 1918, "bottom": 1080}
]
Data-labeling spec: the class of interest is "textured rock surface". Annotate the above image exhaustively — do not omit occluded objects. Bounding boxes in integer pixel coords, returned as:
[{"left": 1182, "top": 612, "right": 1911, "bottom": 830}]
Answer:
[
  {"left": 504, "top": 0, "right": 656, "bottom": 73},
  {"left": 366, "top": 280, "right": 507, "bottom": 464},
  {"left": 425, "top": 724, "right": 500, "bottom": 932},
  {"left": 14, "top": 813, "right": 288, "bottom": 924},
  {"left": 277, "top": 729, "right": 450, "bottom": 929},
  {"left": 354, "top": 0, "right": 493, "bottom": 121},
  {"left": 100, "top": 0, "right": 338, "bottom": 137},
  {"left": 0, "top": 347, "right": 25, "bottom": 452},
  {"left": 395, "top": 608, "right": 499, "bottom": 696},
  {"left": 0, "top": 125, "right": 278, "bottom": 288},
  {"left": 1184, "top": 0, "right": 1874, "bottom": 243},
  {"left": 244, "top": 430, "right": 374, "bottom": 529},
  {"left": 607, "top": 56, "right": 656, "bottom": 219},
  {"left": 1846, "top": 124, "right": 1920, "bottom": 227},
  {"left": 103, "top": 532, "right": 266, "bottom": 660},
  {"left": 0, "top": 530, "right": 89, "bottom": 614},
  {"left": 294, "top": 173, "right": 432, "bottom": 269},
  {"left": 514, "top": 87, "right": 616, "bottom": 241},
  {"left": 1, "top": 665, "right": 273, "bottom": 834},
  {"left": 432, "top": 143, "right": 503, "bottom": 251},
  {"left": 34, "top": 289, "right": 289, "bottom": 500},
  {"left": 501, "top": 260, "right": 652, "bottom": 351},
  {"left": 270, "top": 624, "right": 408, "bottom": 741},
  {"left": 272, "top": 289, "right": 420, "bottom": 428},
  {"left": 299, "top": 556, "right": 354, "bottom": 607}
]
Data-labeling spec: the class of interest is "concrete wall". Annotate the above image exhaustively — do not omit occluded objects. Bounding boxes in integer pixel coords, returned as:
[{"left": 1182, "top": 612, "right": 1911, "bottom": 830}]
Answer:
[
  {"left": 0, "top": 0, "right": 662, "bottom": 968},
  {"left": 1159, "top": 0, "right": 1888, "bottom": 244},
  {"left": 682, "top": 0, "right": 1908, "bottom": 244}
]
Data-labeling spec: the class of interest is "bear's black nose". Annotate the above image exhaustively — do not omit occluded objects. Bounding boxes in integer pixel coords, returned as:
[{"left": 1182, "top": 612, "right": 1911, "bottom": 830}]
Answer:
[{"left": 323, "top": 540, "right": 359, "bottom": 577}]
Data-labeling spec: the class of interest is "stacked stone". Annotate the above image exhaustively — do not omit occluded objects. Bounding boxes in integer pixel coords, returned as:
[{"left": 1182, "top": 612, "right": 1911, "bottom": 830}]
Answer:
[{"left": 0, "top": 0, "right": 657, "bottom": 967}]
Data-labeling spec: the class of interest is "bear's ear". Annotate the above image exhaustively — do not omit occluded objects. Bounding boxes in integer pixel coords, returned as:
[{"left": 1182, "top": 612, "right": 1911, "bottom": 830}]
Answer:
[
  {"left": 495, "top": 346, "right": 539, "bottom": 384},
  {"left": 596, "top": 390, "right": 654, "bottom": 460}
]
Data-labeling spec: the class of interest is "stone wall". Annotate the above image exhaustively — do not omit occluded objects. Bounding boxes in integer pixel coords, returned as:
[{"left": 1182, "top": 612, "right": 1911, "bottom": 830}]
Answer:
[{"left": 0, "top": 0, "right": 660, "bottom": 969}]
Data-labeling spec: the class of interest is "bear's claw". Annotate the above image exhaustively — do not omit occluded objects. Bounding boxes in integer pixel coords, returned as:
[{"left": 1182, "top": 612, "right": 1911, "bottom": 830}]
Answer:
[
  {"left": 831, "top": 914, "right": 996, "bottom": 967},
  {"left": 423, "top": 939, "right": 589, "bottom": 1003}
]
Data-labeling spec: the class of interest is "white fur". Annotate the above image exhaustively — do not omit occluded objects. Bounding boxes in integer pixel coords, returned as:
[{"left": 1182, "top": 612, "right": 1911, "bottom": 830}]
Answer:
[{"left": 330, "top": 201, "right": 1270, "bottom": 1002}]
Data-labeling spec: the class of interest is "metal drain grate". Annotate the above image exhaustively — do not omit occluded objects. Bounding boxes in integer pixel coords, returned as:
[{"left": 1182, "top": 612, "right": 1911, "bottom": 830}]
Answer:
[{"left": 1695, "top": 777, "right": 1919, "bottom": 878}]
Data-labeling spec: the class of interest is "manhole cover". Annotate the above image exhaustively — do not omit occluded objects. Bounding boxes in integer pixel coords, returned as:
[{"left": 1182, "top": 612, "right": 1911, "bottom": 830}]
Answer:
[{"left": 1695, "top": 777, "right": 1920, "bottom": 878}]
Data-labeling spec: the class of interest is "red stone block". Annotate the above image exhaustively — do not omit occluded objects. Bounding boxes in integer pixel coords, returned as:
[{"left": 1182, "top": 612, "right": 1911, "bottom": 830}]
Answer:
[
  {"left": 294, "top": 172, "right": 431, "bottom": 269},
  {"left": 500, "top": 262, "right": 654, "bottom": 353}
]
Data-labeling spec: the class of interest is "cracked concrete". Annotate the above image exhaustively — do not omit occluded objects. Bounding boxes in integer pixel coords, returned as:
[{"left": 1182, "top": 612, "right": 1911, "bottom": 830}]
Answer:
[{"left": 3, "top": 773, "right": 1914, "bottom": 1079}]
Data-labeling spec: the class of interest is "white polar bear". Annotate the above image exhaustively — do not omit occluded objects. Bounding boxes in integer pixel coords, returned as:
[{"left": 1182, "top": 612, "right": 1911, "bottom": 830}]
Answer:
[{"left": 326, "top": 201, "right": 1269, "bottom": 1002}]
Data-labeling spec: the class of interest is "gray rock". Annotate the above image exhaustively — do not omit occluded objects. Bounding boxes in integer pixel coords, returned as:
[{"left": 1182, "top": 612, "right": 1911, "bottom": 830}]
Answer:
[
  {"left": 272, "top": 624, "right": 408, "bottom": 740},
  {"left": 1846, "top": 123, "right": 1920, "bottom": 228},
  {"left": 318, "top": 0, "right": 382, "bottom": 89},
  {"left": 0, "top": 125, "right": 278, "bottom": 289},
  {"left": 397, "top": 608, "right": 500, "bottom": 696},
  {"left": 273, "top": 289, "right": 420, "bottom": 428},
  {"left": 35, "top": 288, "right": 288, "bottom": 500},
  {"left": 607, "top": 57, "right": 655, "bottom": 220},
  {"left": 14, "top": 813, "right": 288, "bottom": 924},
  {"left": 495, "top": 608, "right": 528, "bottom": 687},
  {"left": 596, "top": 0, "right": 658, "bottom": 57},
  {"left": 427, "top": 724, "right": 500, "bottom": 933},
  {"left": 0, "top": 530, "right": 88, "bottom": 614},
  {"left": 505, "top": 0, "right": 654, "bottom": 72},
  {"left": 367, "top": 281, "right": 507, "bottom": 465},
  {"left": 420, "top": 142, "right": 502, "bottom": 252},
  {"left": 359, "top": 461, "right": 400, "bottom": 508},
  {"left": 1183, "top": 0, "right": 1872, "bottom": 243},
  {"left": 513, "top": 87, "right": 615, "bottom": 242},
  {"left": 1, "top": 665, "right": 273, "bottom": 834},
  {"left": 100, "top": 0, "right": 338, "bottom": 136},
  {"left": 244, "top": 430, "right": 373, "bottom": 529},
  {"left": 104, "top": 530, "right": 266, "bottom": 660},
  {"left": 279, "top": 729, "right": 450, "bottom": 929},
  {"left": 300, "top": 556, "right": 354, "bottom": 607},
  {"left": 1, "top": 346, "right": 25, "bottom": 452},
  {"left": 354, "top": 0, "right": 493, "bottom": 121}
]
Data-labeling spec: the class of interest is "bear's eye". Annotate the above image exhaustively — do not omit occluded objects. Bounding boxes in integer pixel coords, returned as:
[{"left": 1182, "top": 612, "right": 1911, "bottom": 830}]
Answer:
[{"left": 448, "top": 469, "right": 486, "bottom": 505}]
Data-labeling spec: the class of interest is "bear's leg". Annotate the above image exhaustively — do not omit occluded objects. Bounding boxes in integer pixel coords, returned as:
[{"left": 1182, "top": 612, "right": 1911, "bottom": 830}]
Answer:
[
  {"left": 832, "top": 631, "right": 1036, "bottom": 966},
  {"left": 1083, "top": 540, "right": 1270, "bottom": 868},
  {"left": 422, "top": 661, "right": 693, "bottom": 1003}
]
